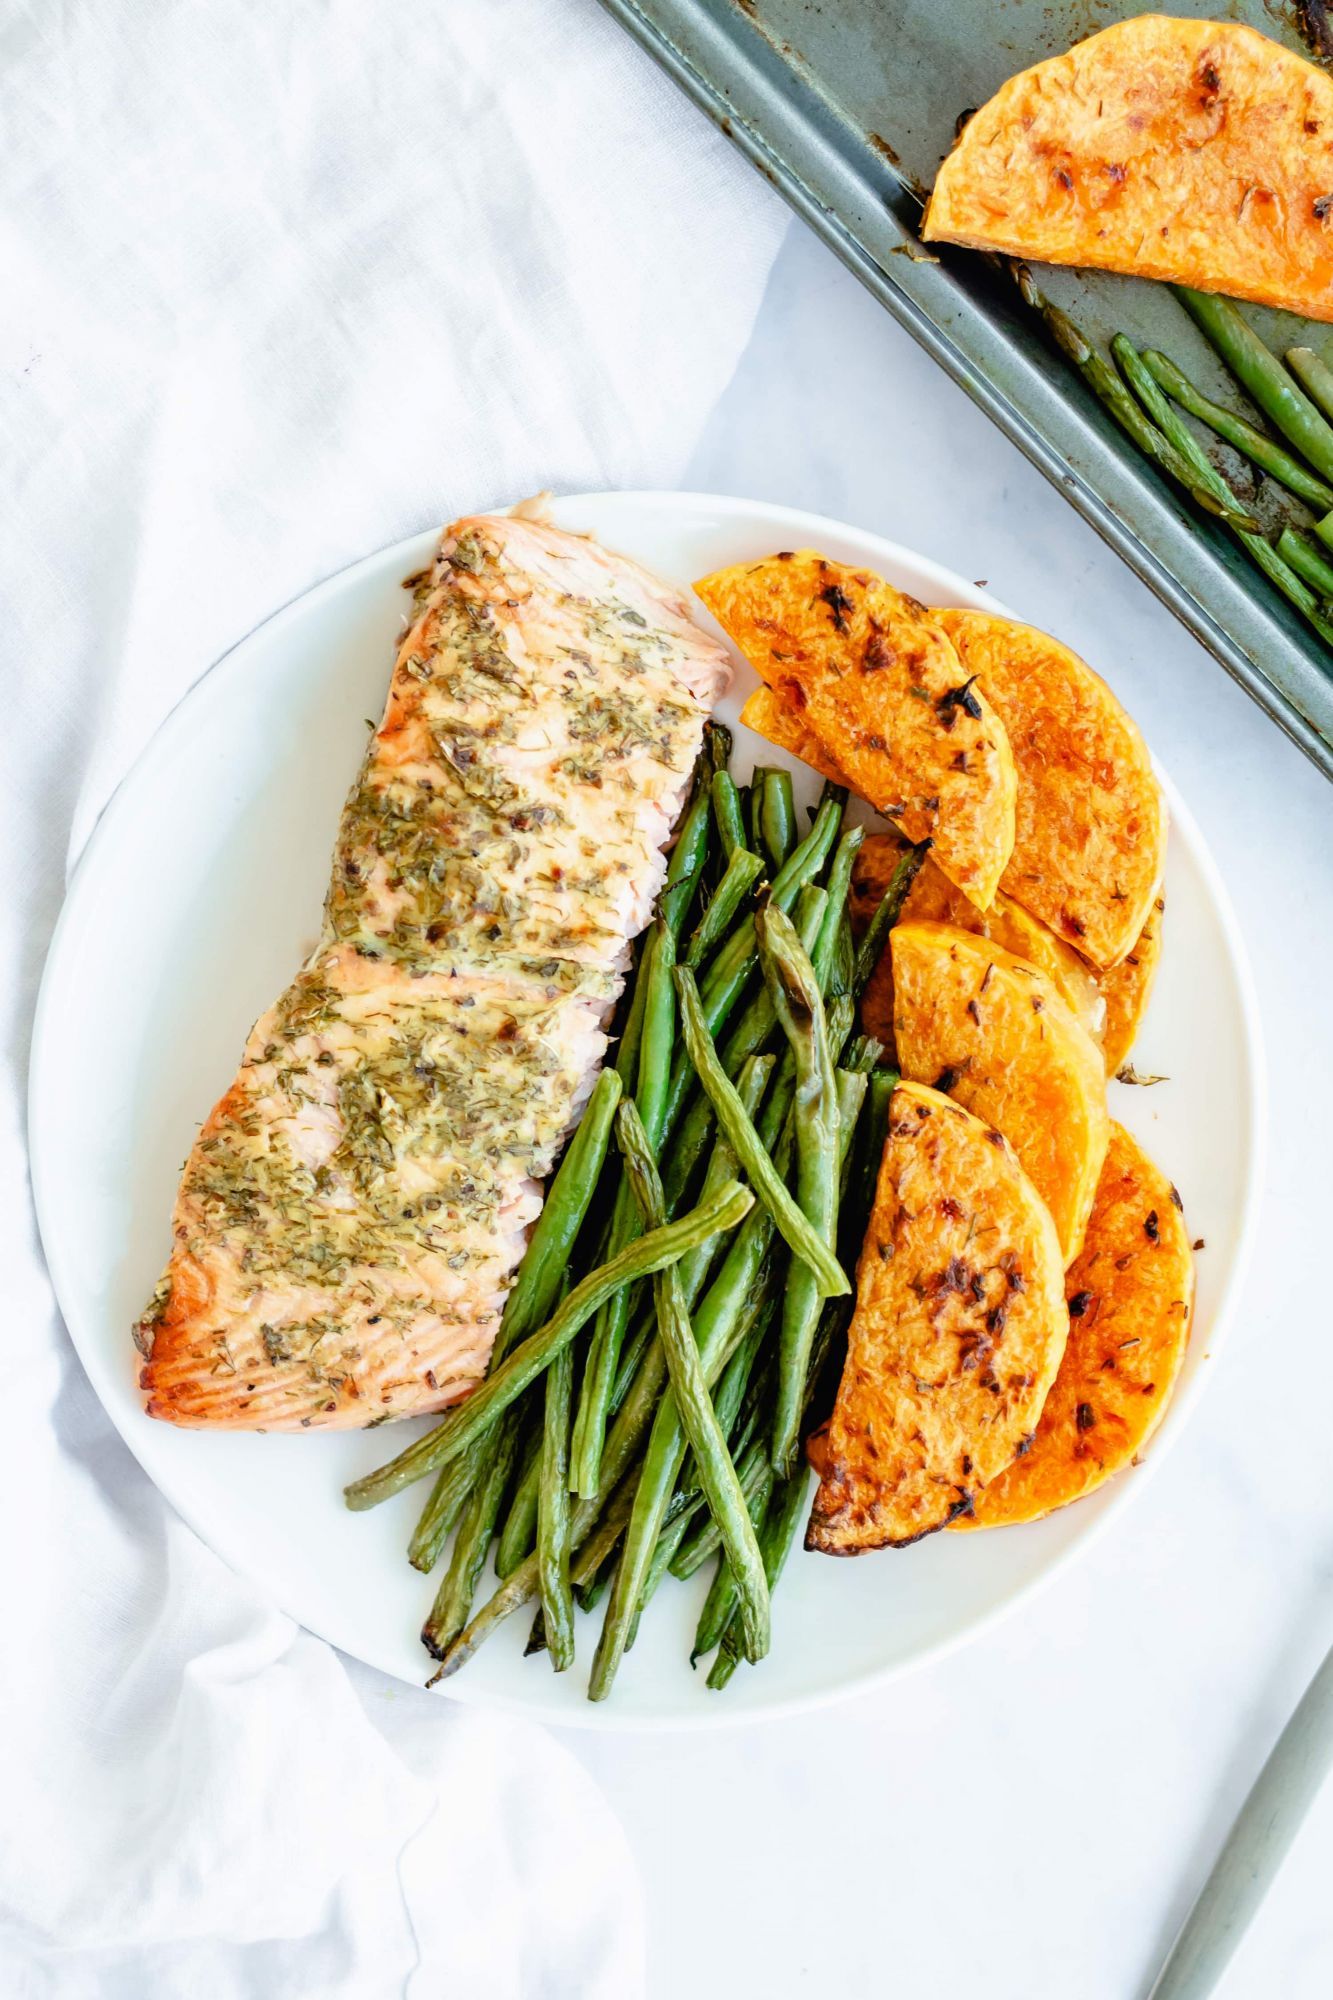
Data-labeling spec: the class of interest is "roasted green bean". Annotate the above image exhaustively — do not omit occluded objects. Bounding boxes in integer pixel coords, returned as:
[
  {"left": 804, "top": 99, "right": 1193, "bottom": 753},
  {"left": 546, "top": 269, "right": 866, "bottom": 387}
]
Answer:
[
  {"left": 675, "top": 966, "right": 848, "bottom": 1299},
  {"left": 711, "top": 770, "right": 747, "bottom": 861},
  {"left": 421, "top": 1418, "right": 522, "bottom": 1658},
  {"left": 675, "top": 1435, "right": 772, "bottom": 1585},
  {"left": 537, "top": 1337, "right": 576, "bottom": 1670},
  {"left": 851, "top": 841, "right": 930, "bottom": 997},
  {"left": 1286, "top": 346, "right": 1333, "bottom": 427},
  {"left": 1277, "top": 525, "right": 1333, "bottom": 601},
  {"left": 1021, "top": 276, "right": 1260, "bottom": 532},
  {"left": 1140, "top": 348, "right": 1333, "bottom": 511},
  {"left": 706, "top": 1467, "right": 811, "bottom": 1691},
  {"left": 759, "top": 905, "right": 843, "bottom": 1475},
  {"left": 690, "top": 1450, "right": 776, "bottom": 1662},
  {"left": 684, "top": 847, "right": 764, "bottom": 972},
  {"left": 615, "top": 1101, "right": 770, "bottom": 1664},
  {"left": 1176, "top": 288, "right": 1333, "bottom": 482},
  {"left": 1114, "top": 335, "right": 1333, "bottom": 652},
  {"left": 345, "top": 1179, "right": 753, "bottom": 1510},
  {"left": 573, "top": 917, "right": 680, "bottom": 1496},
  {"left": 493, "top": 1424, "right": 542, "bottom": 1579},
  {"left": 759, "top": 767, "right": 797, "bottom": 871}
]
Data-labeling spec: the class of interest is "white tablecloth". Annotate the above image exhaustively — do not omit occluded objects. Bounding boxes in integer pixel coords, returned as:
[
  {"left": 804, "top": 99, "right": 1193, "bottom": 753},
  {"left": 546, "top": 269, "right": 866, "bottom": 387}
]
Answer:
[{"left": 0, "top": 4, "right": 786, "bottom": 1993}]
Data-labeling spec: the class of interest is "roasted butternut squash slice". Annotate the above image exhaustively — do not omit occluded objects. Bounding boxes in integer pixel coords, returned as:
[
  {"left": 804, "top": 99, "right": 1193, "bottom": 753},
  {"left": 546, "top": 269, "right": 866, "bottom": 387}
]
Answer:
[
  {"left": 890, "top": 921, "right": 1109, "bottom": 1262},
  {"left": 850, "top": 830, "right": 1104, "bottom": 1056},
  {"left": 739, "top": 684, "right": 848, "bottom": 789},
  {"left": 923, "top": 16, "right": 1333, "bottom": 324},
  {"left": 962, "top": 1122, "right": 1194, "bottom": 1528},
  {"left": 936, "top": 610, "right": 1166, "bottom": 969},
  {"left": 697, "top": 553, "right": 1016, "bottom": 907},
  {"left": 806, "top": 1082, "right": 1068, "bottom": 1552},
  {"left": 1099, "top": 896, "right": 1165, "bottom": 1073}
]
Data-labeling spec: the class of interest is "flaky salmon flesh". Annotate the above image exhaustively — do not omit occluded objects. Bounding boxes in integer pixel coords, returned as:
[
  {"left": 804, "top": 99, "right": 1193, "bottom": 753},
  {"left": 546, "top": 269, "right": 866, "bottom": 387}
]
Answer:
[{"left": 137, "top": 512, "right": 730, "bottom": 1429}]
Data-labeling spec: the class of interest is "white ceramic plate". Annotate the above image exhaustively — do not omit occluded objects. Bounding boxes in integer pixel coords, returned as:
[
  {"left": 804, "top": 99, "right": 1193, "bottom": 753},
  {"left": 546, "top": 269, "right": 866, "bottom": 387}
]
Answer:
[{"left": 30, "top": 492, "right": 1264, "bottom": 1730}]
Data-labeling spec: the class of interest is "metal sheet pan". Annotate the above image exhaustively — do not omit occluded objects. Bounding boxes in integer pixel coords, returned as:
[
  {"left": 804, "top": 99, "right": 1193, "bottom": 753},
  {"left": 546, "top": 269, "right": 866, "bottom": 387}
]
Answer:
[{"left": 600, "top": 0, "right": 1333, "bottom": 779}]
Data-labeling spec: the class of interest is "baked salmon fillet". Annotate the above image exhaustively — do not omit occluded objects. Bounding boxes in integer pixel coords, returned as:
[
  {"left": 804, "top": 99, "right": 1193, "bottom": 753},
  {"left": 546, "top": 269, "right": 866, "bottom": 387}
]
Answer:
[{"left": 136, "top": 511, "right": 730, "bottom": 1429}]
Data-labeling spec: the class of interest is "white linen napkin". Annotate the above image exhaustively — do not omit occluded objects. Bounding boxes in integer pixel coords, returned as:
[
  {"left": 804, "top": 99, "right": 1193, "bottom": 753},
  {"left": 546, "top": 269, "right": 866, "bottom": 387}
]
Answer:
[{"left": 0, "top": 2, "right": 786, "bottom": 1992}]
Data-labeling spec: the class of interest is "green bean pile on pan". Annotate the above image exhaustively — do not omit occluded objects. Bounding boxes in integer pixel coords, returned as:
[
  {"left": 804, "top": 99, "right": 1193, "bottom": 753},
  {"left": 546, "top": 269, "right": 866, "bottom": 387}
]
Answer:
[
  {"left": 345, "top": 728, "right": 928, "bottom": 1700},
  {"left": 1016, "top": 264, "right": 1333, "bottom": 659}
]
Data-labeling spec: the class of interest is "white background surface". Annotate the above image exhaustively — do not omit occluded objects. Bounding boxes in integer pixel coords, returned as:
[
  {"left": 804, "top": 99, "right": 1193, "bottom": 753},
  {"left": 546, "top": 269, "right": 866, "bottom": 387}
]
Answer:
[
  {"left": 9, "top": 0, "right": 1332, "bottom": 1986},
  {"left": 552, "top": 227, "right": 1333, "bottom": 1997}
]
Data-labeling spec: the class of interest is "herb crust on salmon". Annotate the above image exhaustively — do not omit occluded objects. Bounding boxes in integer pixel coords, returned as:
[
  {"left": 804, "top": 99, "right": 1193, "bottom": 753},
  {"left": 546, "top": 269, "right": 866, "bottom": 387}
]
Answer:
[{"left": 137, "top": 512, "right": 730, "bottom": 1430}]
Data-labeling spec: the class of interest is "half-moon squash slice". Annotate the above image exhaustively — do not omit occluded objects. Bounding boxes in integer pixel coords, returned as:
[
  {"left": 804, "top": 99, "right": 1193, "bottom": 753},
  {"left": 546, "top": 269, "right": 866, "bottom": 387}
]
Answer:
[
  {"left": 890, "top": 921, "right": 1109, "bottom": 1262},
  {"left": 850, "top": 830, "right": 1104, "bottom": 1055},
  {"left": 806, "top": 1082, "right": 1068, "bottom": 1552},
  {"left": 1099, "top": 897, "right": 1166, "bottom": 1073},
  {"left": 923, "top": 16, "right": 1333, "bottom": 323},
  {"left": 961, "top": 1121, "right": 1194, "bottom": 1528},
  {"left": 696, "top": 553, "right": 1016, "bottom": 907},
  {"left": 936, "top": 609, "right": 1165, "bottom": 970}
]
